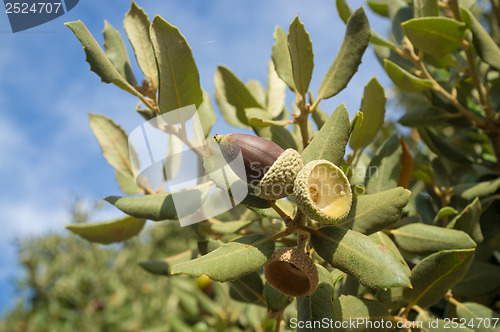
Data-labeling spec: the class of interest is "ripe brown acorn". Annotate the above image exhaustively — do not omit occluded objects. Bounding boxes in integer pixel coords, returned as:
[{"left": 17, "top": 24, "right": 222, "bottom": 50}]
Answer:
[{"left": 214, "top": 133, "right": 285, "bottom": 187}]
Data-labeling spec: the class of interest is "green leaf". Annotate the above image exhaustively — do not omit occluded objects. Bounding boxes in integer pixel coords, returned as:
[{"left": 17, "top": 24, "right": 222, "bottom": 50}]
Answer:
[
  {"left": 255, "top": 126, "right": 300, "bottom": 151},
  {"left": 453, "top": 260, "right": 500, "bottom": 297},
  {"left": 245, "top": 108, "right": 286, "bottom": 129},
  {"left": 399, "top": 106, "right": 456, "bottom": 127},
  {"left": 302, "top": 103, "right": 350, "bottom": 165},
  {"left": 105, "top": 182, "right": 211, "bottom": 221},
  {"left": 453, "top": 177, "right": 500, "bottom": 200},
  {"left": 392, "top": 224, "right": 477, "bottom": 255},
  {"left": 102, "top": 21, "right": 137, "bottom": 86},
  {"left": 89, "top": 113, "right": 137, "bottom": 178},
  {"left": 138, "top": 249, "right": 197, "bottom": 276},
  {"left": 271, "top": 25, "right": 295, "bottom": 91},
  {"left": 462, "top": 8, "right": 500, "bottom": 71},
  {"left": 337, "top": 187, "right": 411, "bottom": 235},
  {"left": 246, "top": 80, "right": 267, "bottom": 107},
  {"left": 367, "top": 1, "right": 389, "bottom": 17},
  {"left": 65, "top": 21, "right": 140, "bottom": 97},
  {"left": 369, "top": 231, "right": 406, "bottom": 267},
  {"left": 264, "top": 282, "right": 290, "bottom": 311},
  {"left": 116, "top": 170, "right": 142, "bottom": 195},
  {"left": 384, "top": 59, "right": 434, "bottom": 93},
  {"left": 413, "top": 0, "right": 439, "bottom": 17},
  {"left": 209, "top": 220, "right": 253, "bottom": 235},
  {"left": 214, "top": 70, "right": 250, "bottom": 129},
  {"left": 447, "top": 198, "right": 483, "bottom": 244},
  {"left": 229, "top": 272, "right": 266, "bottom": 306},
  {"left": 310, "top": 226, "right": 411, "bottom": 289},
  {"left": 215, "top": 66, "right": 263, "bottom": 125},
  {"left": 335, "top": 0, "right": 353, "bottom": 23},
  {"left": 403, "top": 249, "right": 475, "bottom": 308},
  {"left": 364, "top": 134, "right": 402, "bottom": 194},
  {"left": 317, "top": 8, "right": 370, "bottom": 100},
  {"left": 333, "top": 295, "right": 391, "bottom": 332},
  {"left": 456, "top": 303, "right": 500, "bottom": 332},
  {"left": 171, "top": 234, "right": 275, "bottom": 282},
  {"left": 288, "top": 16, "right": 314, "bottom": 95},
  {"left": 349, "top": 77, "right": 386, "bottom": 151},
  {"left": 66, "top": 216, "right": 145, "bottom": 244},
  {"left": 124, "top": 1, "right": 158, "bottom": 89},
  {"left": 402, "top": 17, "right": 466, "bottom": 57},
  {"left": 433, "top": 206, "right": 458, "bottom": 223},
  {"left": 296, "top": 265, "right": 334, "bottom": 331},
  {"left": 267, "top": 61, "right": 287, "bottom": 117},
  {"left": 150, "top": 16, "right": 202, "bottom": 113},
  {"left": 418, "top": 127, "right": 475, "bottom": 163},
  {"left": 198, "top": 90, "right": 217, "bottom": 137}
]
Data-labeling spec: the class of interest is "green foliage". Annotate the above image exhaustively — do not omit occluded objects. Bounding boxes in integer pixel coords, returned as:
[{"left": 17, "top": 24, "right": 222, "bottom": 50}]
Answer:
[{"left": 5, "top": 0, "right": 500, "bottom": 330}]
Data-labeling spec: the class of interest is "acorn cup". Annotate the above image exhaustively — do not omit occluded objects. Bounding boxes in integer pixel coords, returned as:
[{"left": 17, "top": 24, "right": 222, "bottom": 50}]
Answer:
[
  {"left": 294, "top": 160, "right": 352, "bottom": 223},
  {"left": 264, "top": 248, "right": 319, "bottom": 297},
  {"left": 214, "top": 134, "right": 303, "bottom": 200}
]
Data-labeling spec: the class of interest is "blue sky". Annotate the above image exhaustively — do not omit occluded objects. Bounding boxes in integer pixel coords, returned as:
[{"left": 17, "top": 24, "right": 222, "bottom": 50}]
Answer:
[{"left": 0, "top": 0, "right": 391, "bottom": 314}]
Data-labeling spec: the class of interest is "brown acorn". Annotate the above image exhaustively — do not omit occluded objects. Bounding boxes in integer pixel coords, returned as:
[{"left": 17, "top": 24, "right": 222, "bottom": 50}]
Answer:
[
  {"left": 264, "top": 248, "right": 319, "bottom": 297},
  {"left": 214, "top": 133, "right": 285, "bottom": 187}
]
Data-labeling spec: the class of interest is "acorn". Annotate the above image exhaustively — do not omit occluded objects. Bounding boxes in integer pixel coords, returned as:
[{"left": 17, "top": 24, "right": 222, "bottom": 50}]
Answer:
[
  {"left": 294, "top": 160, "right": 352, "bottom": 223},
  {"left": 264, "top": 248, "right": 319, "bottom": 297},
  {"left": 214, "top": 134, "right": 303, "bottom": 200}
]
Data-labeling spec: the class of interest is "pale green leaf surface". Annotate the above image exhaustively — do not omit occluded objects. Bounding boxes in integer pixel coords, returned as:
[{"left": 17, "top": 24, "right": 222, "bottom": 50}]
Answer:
[
  {"left": 456, "top": 303, "right": 500, "bottom": 332},
  {"left": 403, "top": 249, "right": 475, "bottom": 308},
  {"left": 124, "top": 1, "right": 158, "bottom": 89},
  {"left": 65, "top": 21, "right": 140, "bottom": 96},
  {"left": 102, "top": 21, "right": 137, "bottom": 86},
  {"left": 116, "top": 171, "right": 142, "bottom": 195},
  {"left": 296, "top": 265, "right": 334, "bottom": 331},
  {"left": 89, "top": 113, "right": 136, "bottom": 179},
  {"left": 311, "top": 226, "right": 411, "bottom": 289},
  {"left": 349, "top": 77, "right": 386, "bottom": 151},
  {"left": 453, "top": 177, "right": 500, "bottom": 200},
  {"left": 333, "top": 295, "right": 391, "bottom": 332},
  {"left": 214, "top": 69, "right": 251, "bottom": 129},
  {"left": 171, "top": 234, "right": 275, "bottom": 282},
  {"left": 392, "top": 224, "right": 476, "bottom": 255},
  {"left": 267, "top": 61, "right": 287, "bottom": 117},
  {"left": 318, "top": 8, "right": 370, "bottom": 100},
  {"left": 288, "top": 16, "right": 314, "bottom": 95},
  {"left": 138, "top": 249, "right": 197, "bottom": 276},
  {"left": 447, "top": 198, "right": 483, "bottom": 244},
  {"left": 384, "top": 59, "right": 433, "bottom": 93},
  {"left": 150, "top": 16, "right": 202, "bottom": 113},
  {"left": 337, "top": 187, "right": 411, "bottom": 235},
  {"left": 364, "top": 134, "right": 402, "bottom": 194},
  {"left": 66, "top": 216, "right": 146, "bottom": 244},
  {"left": 271, "top": 26, "right": 295, "bottom": 90},
  {"left": 197, "top": 90, "right": 217, "bottom": 137},
  {"left": 302, "top": 103, "right": 349, "bottom": 165}
]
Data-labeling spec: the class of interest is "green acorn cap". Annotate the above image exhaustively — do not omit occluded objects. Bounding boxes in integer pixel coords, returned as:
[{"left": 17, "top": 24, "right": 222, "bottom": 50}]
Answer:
[
  {"left": 294, "top": 160, "right": 352, "bottom": 223},
  {"left": 254, "top": 149, "right": 303, "bottom": 200},
  {"left": 264, "top": 248, "right": 319, "bottom": 297}
]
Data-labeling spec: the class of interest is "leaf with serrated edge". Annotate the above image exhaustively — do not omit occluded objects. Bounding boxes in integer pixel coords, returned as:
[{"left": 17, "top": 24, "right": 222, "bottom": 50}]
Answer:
[
  {"left": 171, "top": 234, "right": 275, "bottom": 282},
  {"left": 318, "top": 7, "right": 370, "bottom": 100},
  {"left": 302, "top": 103, "right": 350, "bottom": 165},
  {"left": 311, "top": 226, "right": 411, "bottom": 289},
  {"left": 66, "top": 216, "right": 145, "bottom": 244},
  {"left": 392, "top": 224, "right": 476, "bottom": 255},
  {"left": 89, "top": 113, "right": 136, "bottom": 179},
  {"left": 403, "top": 249, "right": 475, "bottom": 308},
  {"left": 102, "top": 21, "right": 137, "bottom": 86},
  {"left": 271, "top": 26, "right": 295, "bottom": 90},
  {"left": 124, "top": 1, "right": 158, "bottom": 89},
  {"left": 297, "top": 264, "right": 334, "bottom": 327},
  {"left": 65, "top": 21, "right": 140, "bottom": 97},
  {"left": 150, "top": 16, "right": 202, "bottom": 113},
  {"left": 350, "top": 77, "right": 386, "bottom": 151},
  {"left": 337, "top": 187, "right": 410, "bottom": 235},
  {"left": 288, "top": 16, "right": 314, "bottom": 95}
]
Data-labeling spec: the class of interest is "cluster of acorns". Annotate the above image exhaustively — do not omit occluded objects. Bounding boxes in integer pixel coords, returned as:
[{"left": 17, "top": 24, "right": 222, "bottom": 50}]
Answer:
[{"left": 215, "top": 134, "right": 353, "bottom": 297}]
